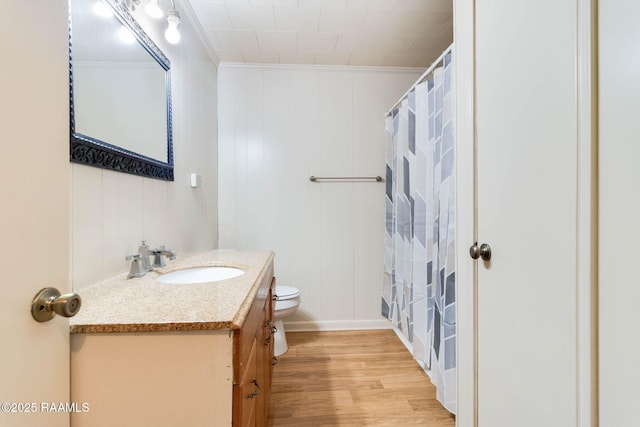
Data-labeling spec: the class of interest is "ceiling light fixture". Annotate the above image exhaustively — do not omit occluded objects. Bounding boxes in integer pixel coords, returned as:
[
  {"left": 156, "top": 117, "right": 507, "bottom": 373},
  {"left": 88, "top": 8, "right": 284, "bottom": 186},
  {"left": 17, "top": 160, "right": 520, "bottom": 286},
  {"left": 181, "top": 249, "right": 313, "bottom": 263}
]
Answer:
[
  {"left": 143, "top": 0, "right": 181, "bottom": 44},
  {"left": 164, "top": 4, "right": 181, "bottom": 45},
  {"left": 144, "top": 0, "right": 163, "bottom": 19},
  {"left": 119, "top": 0, "right": 141, "bottom": 11},
  {"left": 115, "top": 0, "right": 181, "bottom": 45}
]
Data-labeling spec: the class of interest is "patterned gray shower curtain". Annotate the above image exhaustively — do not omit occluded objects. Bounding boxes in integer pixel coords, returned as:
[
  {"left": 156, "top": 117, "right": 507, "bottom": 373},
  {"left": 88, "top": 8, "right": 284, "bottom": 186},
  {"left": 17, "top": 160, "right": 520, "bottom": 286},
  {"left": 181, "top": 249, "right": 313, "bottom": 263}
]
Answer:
[{"left": 382, "top": 49, "right": 455, "bottom": 414}]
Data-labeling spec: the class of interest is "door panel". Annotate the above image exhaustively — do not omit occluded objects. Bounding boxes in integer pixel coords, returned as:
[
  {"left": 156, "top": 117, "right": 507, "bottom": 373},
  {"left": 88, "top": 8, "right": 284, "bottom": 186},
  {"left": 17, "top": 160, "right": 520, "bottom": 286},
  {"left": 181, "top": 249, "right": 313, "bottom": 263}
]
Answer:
[
  {"left": 475, "top": 1, "right": 578, "bottom": 425},
  {"left": 0, "top": 1, "right": 70, "bottom": 426},
  {"left": 599, "top": 0, "right": 640, "bottom": 424}
]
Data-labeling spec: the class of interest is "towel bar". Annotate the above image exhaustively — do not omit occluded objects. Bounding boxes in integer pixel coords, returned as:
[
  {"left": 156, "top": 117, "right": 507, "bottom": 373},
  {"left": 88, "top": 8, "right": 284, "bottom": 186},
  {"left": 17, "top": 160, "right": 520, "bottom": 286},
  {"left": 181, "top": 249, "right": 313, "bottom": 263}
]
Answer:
[{"left": 309, "top": 176, "right": 383, "bottom": 182}]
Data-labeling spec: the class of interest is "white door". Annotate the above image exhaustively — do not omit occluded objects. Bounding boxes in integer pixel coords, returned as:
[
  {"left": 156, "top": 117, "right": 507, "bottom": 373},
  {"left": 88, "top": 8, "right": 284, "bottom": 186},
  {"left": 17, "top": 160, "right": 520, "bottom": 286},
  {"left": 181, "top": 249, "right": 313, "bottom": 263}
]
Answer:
[
  {"left": 0, "top": 1, "right": 71, "bottom": 427},
  {"left": 474, "top": 1, "right": 579, "bottom": 425},
  {"left": 599, "top": 0, "right": 640, "bottom": 424}
]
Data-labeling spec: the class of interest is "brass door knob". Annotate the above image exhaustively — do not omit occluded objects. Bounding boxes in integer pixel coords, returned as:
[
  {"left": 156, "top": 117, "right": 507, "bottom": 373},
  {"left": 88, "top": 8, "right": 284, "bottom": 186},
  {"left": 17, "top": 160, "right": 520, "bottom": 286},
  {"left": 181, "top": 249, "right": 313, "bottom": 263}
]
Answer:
[
  {"left": 31, "top": 287, "right": 82, "bottom": 322},
  {"left": 469, "top": 242, "right": 492, "bottom": 261}
]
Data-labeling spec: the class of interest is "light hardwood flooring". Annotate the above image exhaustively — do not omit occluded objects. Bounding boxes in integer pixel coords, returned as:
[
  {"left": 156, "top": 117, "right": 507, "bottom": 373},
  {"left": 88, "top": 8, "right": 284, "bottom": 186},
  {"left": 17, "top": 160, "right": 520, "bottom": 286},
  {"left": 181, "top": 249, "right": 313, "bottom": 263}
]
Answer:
[{"left": 268, "top": 330, "right": 456, "bottom": 427}]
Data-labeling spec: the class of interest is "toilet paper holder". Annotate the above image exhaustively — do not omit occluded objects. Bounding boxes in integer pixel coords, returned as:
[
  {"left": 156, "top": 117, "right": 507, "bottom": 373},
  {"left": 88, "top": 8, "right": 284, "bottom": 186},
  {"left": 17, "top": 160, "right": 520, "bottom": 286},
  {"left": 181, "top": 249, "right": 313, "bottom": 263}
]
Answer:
[{"left": 31, "top": 287, "right": 82, "bottom": 322}]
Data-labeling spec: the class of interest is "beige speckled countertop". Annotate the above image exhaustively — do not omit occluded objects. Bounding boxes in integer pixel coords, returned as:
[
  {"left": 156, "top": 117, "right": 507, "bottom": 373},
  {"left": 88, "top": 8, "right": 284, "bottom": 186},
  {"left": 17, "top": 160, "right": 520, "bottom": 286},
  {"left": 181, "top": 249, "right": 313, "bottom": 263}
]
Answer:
[{"left": 70, "top": 250, "right": 275, "bottom": 334}]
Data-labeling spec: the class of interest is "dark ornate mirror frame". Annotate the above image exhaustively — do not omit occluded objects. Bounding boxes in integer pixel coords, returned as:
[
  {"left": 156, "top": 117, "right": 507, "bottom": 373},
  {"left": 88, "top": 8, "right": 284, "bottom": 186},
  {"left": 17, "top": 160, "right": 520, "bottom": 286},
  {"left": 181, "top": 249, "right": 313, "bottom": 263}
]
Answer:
[{"left": 69, "top": 0, "right": 174, "bottom": 181}]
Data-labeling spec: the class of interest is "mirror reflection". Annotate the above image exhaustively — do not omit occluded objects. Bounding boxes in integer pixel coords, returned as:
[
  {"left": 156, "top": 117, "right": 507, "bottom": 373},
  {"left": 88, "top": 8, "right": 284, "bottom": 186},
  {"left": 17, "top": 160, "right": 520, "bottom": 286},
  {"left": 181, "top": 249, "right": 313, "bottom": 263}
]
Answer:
[{"left": 70, "top": 0, "right": 174, "bottom": 180}]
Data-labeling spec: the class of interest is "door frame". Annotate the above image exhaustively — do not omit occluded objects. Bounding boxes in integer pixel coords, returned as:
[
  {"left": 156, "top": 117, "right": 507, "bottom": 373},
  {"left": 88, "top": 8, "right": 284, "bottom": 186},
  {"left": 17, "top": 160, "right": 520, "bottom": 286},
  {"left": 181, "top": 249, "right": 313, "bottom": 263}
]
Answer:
[
  {"left": 575, "top": 0, "right": 598, "bottom": 425},
  {"left": 453, "top": 0, "right": 598, "bottom": 425},
  {"left": 453, "top": 0, "right": 477, "bottom": 425}
]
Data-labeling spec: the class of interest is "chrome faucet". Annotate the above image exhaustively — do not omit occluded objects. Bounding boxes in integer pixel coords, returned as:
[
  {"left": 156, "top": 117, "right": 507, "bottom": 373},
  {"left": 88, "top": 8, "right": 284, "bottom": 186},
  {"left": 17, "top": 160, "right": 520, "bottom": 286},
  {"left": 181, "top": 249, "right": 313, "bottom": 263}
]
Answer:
[
  {"left": 138, "top": 240, "right": 153, "bottom": 272},
  {"left": 125, "top": 254, "right": 146, "bottom": 278},
  {"left": 126, "top": 241, "right": 154, "bottom": 278},
  {"left": 151, "top": 245, "right": 176, "bottom": 268},
  {"left": 126, "top": 241, "right": 175, "bottom": 278}
]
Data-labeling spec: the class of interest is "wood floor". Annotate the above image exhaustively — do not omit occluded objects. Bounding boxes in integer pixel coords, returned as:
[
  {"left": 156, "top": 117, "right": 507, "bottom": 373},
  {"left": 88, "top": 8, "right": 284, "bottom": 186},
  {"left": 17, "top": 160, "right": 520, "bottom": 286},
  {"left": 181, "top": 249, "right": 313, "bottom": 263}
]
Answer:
[{"left": 268, "top": 330, "right": 456, "bottom": 427}]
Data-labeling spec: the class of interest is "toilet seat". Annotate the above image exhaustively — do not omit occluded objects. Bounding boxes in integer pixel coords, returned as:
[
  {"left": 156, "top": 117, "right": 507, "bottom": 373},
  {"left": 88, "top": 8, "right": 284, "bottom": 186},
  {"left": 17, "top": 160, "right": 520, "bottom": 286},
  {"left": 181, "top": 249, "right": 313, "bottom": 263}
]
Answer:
[{"left": 274, "top": 285, "right": 301, "bottom": 301}]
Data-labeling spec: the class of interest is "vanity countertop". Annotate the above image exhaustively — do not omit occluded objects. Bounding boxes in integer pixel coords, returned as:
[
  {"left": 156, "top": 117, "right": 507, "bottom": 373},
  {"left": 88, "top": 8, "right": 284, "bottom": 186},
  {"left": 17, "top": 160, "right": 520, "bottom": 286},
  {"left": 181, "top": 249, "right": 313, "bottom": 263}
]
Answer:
[{"left": 69, "top": 250, "right": 275, "bottom": 334}]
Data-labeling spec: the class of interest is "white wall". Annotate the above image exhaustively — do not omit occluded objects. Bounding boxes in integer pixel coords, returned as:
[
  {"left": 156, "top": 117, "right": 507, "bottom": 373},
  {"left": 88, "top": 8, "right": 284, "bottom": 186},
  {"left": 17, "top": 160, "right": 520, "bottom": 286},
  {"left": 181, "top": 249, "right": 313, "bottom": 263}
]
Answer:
[
  {"left": 218, "top": 65, "right": 419, "bottom": 328},
  {"left": 599, "top": 0, "right": 640, "bottom": 424},
  {"left": 72, "top": 1, "right": 219, "bottom": 290}
]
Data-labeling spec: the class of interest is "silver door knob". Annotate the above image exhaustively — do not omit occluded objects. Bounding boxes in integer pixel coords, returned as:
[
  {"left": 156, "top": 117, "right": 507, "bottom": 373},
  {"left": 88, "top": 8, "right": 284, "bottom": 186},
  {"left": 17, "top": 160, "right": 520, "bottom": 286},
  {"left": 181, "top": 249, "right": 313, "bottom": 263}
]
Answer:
[
  {"left": 31, "top": 287, "right": 82, "bottom": 322},
  {"left": 469, "top": 242, "right": 492, "bottom": 261}
]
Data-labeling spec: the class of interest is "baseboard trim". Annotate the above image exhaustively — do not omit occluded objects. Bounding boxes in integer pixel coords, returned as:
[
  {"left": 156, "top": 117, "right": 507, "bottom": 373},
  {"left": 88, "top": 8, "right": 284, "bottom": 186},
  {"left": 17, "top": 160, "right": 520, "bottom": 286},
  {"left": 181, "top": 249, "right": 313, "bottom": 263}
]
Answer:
[
  {"left": 392, "top": 327, "right": 414, "bottom": 353},
  {"left": 283, "top": 319, "right": 394, "bottom": 332}
]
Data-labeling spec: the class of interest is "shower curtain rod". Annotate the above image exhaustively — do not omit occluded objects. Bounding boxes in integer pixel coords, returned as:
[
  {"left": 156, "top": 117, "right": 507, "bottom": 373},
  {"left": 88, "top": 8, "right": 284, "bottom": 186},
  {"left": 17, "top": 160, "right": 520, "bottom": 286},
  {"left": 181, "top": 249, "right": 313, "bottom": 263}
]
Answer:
[{"left": 385, "top": 44, "right": 453, "bottom": 116}]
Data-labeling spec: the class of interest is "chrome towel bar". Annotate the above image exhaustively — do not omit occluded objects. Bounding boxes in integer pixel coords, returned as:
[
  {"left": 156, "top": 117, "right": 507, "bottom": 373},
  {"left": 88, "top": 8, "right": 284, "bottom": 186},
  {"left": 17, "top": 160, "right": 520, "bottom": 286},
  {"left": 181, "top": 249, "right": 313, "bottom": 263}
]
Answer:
[{"left": 309, "top": 176, "right": 383, "bottom": 182}]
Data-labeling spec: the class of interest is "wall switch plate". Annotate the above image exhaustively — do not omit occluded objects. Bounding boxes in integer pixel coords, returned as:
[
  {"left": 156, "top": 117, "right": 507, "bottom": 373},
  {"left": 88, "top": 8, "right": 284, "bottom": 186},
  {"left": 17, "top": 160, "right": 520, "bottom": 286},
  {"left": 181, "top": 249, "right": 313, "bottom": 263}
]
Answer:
[{"left": 190, "top": 173, "right": 201, "bottom": 188}]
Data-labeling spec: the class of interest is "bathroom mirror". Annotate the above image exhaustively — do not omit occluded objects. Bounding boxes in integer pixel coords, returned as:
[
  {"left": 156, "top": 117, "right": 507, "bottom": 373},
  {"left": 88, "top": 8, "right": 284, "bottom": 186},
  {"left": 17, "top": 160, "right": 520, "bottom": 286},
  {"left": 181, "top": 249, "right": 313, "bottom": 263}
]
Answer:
[{"left": 69, "top": 0, "right": 173, "bottom": 180}]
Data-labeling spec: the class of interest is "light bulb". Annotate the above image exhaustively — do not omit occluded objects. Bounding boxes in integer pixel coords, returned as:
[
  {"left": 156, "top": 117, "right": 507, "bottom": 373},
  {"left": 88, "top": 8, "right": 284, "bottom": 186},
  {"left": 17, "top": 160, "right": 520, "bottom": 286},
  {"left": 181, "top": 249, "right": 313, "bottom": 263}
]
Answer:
[
  {"left": 145, "top": 0, "right": 163, "bottom": 19},
  {"left": 93, "top": 0, "right": 113, "bottom": 17},
  {"left": 165, "top": 10, "right": 181, "bottom": 44}
]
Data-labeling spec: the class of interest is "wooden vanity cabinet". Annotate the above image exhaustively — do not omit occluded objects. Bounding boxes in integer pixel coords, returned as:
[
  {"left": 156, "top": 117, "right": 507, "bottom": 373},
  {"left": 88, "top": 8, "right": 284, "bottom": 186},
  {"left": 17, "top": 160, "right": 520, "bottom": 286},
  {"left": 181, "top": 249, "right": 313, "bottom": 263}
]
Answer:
[
  {"left": 71, "top": 275, "right": 275, "bottom": 427},
  {"left": 70, "top": 252, "right": 276, "bottom": 427},
  {"left": 233, "top": 277, "right": 275, "bottom": 426}
]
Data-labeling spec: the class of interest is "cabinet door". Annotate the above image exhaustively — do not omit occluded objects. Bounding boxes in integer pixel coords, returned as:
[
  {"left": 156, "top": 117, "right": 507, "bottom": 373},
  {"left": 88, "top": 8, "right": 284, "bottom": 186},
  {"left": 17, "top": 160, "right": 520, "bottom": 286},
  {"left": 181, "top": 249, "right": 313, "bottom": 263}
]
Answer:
[
  {"left": 475, "top": 0, "right": 578, "bottom": 425},
  {"left": 234, "top": 274, "right": 275, "bottom": 426},
  {"left": 256, "top": 305, "right": 267, "bottom": 427},
  {"left": 266, "top": 278, "right": 275, "bottom": 394},
  {"left": 256, "top": 278, "right": 275, "bottom": 426},
  {"left": 237, "top": 337, "right": 258, "bottom": 427}
]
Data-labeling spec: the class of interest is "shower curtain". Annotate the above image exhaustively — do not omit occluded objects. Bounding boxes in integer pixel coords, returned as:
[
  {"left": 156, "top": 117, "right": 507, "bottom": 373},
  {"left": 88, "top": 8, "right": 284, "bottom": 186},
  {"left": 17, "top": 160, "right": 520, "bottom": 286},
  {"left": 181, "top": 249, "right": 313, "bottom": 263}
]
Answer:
[{"left": 382, "top": 50, "right": 455, "bottom": 414}]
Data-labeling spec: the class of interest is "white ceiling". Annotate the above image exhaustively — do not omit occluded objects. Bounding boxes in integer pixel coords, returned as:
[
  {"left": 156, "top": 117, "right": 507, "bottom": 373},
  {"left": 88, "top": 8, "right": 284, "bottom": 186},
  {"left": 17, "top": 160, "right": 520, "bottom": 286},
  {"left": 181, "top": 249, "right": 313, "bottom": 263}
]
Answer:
[{"left": 185, "top": 0, "right": 453, "bottom": 67}]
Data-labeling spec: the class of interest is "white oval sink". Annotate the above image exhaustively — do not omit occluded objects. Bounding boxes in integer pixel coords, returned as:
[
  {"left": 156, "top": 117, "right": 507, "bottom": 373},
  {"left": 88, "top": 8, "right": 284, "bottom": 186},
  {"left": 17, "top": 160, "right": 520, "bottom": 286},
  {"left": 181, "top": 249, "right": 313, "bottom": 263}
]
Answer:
[{"left": 156, "top": 267, "right": 245, "bottom": 284}]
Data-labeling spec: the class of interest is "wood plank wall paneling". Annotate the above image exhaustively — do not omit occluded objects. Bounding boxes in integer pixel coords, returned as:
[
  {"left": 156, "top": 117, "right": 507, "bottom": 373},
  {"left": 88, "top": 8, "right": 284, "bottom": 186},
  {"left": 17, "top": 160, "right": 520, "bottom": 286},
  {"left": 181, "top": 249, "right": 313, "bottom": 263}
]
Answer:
[
  {"left": 268, "top": 330, "right": 455, "bottom": 426},
  {"left": 71, "top": 8, "right": 219, "bottom": 290},
  {"left": 217, "top": 65, "right": 420, "bottom": 326}
]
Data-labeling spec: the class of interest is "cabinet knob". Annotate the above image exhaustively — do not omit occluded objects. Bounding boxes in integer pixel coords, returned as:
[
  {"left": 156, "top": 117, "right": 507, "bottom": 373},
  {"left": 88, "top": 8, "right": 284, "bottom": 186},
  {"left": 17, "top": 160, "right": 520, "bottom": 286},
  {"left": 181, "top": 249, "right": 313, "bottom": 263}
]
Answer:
[{"left": 247, "top": 378, "right": 261, "bottom": 399}]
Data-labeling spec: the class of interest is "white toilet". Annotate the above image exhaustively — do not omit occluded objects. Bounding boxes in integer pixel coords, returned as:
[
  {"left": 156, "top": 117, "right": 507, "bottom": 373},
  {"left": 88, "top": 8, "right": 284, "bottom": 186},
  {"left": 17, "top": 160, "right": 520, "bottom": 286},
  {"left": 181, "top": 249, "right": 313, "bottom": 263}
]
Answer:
[{"left": 272, "top": 285, "right": 301, "bottom": 357}]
